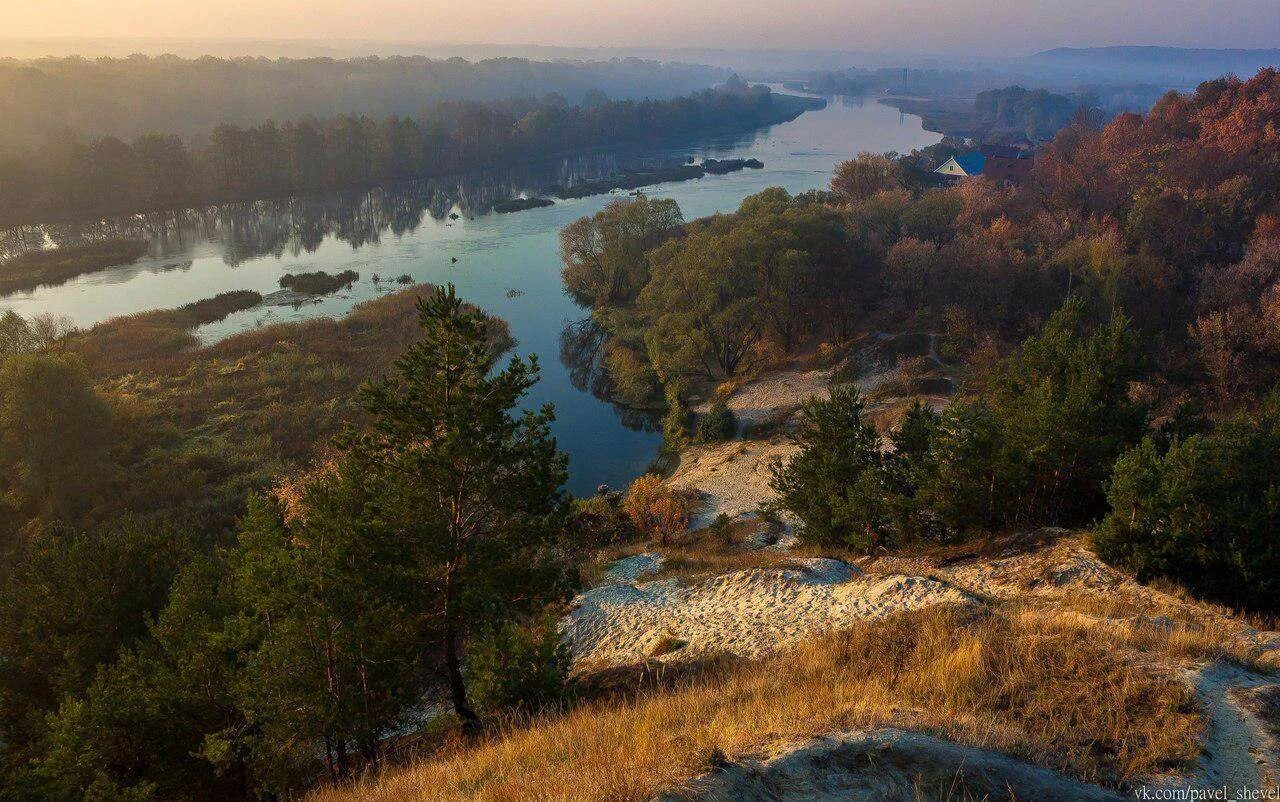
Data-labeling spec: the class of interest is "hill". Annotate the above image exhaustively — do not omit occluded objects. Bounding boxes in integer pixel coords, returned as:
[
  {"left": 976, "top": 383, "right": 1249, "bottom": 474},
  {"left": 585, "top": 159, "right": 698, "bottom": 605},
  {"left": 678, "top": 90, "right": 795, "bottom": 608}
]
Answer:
[{"left": 1028, "top": 46, "right": 1280, "bottom": 85}]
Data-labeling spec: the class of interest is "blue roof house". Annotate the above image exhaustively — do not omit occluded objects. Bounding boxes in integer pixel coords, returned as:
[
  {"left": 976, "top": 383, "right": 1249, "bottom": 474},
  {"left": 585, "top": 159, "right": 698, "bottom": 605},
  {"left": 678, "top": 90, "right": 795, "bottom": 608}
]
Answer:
[{"left": 935, "top": 152, "right": 987, "bottom": 178}]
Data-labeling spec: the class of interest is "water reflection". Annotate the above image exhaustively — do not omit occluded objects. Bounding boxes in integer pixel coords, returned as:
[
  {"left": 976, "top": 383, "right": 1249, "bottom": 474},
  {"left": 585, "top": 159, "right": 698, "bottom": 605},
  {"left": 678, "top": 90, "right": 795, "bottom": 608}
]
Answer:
[
  {"left": 0, "top": 137, "right": 758, "bottom": 269},
  {"left": 558, "top": 316, "right": 661, "bottom": 433},
  {"left": 0, "top": 94, "right": 941, "bottom": 495}
]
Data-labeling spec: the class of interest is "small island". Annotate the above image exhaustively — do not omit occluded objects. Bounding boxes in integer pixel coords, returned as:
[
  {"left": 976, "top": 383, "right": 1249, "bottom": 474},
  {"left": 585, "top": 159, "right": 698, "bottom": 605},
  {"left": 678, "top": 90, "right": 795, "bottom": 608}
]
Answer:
[
  {"left": 493, "top": 197, "right": 555, "bottom": 214},
  {"left": 549, "top": 158, "right": 766, "bottom": 200},
  {"left": 278, "top": 270, "right": 359, "bottom": 296},
  {"left": 263, "top": 270, "right": 360, "bottom": 305},
  {"left": 0, "top": 238, "right": 149, "bottom": 295}
]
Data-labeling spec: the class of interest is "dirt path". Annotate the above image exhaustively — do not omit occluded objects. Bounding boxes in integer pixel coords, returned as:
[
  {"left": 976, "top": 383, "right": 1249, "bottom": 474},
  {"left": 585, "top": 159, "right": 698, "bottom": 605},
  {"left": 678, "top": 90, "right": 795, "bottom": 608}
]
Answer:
[{"left": 1184, "top": 663, "right": 1279, "bottom": 789}]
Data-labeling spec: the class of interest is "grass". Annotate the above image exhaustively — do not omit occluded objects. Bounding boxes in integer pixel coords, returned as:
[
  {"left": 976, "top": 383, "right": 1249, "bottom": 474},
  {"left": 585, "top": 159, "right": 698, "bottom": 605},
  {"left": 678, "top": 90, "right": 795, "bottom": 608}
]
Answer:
[
  {"left": 313, "top": 605, "right": 1200, "bottom": 802},
  {"left": 1041, "top": 585, "right": 1276, "bottom": 672},
  {"left": 88, "top": 285, "right": 511, "bottom": 462},
  {"left": 279, "top": 270, "right": 360, "bottom": 295},
  {"left": 643, "top": 520, "right": 795, "bottom": 582},
  {"left": 0, "top": 238, "right": 148, "bottom": 294},
  {"left": 68, "top": 290, "right": 263, "bottom": 377},
  {"left": 52, "top": 285, "right": 513, "bottom": 532},
  {"left": 1241, "top": 686, "right": 1280, "bottom": 741}
]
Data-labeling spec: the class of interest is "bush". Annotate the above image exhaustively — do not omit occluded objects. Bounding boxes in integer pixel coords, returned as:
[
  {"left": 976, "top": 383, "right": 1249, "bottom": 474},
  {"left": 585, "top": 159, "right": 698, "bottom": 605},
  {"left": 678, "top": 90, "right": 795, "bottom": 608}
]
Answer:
[
  {"left": 696, "top": 399, "right": 736, "bottom": 442},
  {"left": 659, "top": 380, "right": 692, "bottom": 452},
  {"left": 569, "top": 495, "right": 639, "bottom": 548},
  {"left": 278, "top": 270, "right": 359, "bottom": 295},
  {"left": 464, "top": 618, "right": 570, "bottom": 717},
  {"left": 623, "top": 474, "right": 694, "bottom": 545},
  {"left": 767, "top": 386, "right": 896, "bottom": 551},
  {"left": 1094, "top": 397, "right": 1280, "bottom": 612}
]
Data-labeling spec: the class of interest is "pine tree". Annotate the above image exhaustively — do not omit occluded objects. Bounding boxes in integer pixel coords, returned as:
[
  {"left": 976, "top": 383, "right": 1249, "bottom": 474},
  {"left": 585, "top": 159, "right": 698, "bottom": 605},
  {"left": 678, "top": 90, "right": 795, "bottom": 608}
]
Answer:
[{"left": 347, "top": 284, "right": 571, "bottom": 725}]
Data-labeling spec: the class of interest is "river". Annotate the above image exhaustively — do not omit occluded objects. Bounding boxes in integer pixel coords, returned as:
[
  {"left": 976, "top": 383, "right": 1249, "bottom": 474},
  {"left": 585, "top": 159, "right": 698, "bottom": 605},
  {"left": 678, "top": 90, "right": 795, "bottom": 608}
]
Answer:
[{"left": 0, "top": 92, "right": 939, "bottom": 495}]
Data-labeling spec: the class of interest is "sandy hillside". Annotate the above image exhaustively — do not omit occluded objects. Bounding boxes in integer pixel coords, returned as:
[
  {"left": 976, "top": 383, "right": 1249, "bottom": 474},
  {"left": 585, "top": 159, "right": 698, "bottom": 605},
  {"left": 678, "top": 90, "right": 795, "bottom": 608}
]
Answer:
[
  {"left": 566, "top": 557, "right": 972, "bottom": 668},
  {"left": 565, "top": 532, "right": 1280, "bottom": 798},
  {"left": 669, "top": 333, "right": 952, "bottom": 526}
]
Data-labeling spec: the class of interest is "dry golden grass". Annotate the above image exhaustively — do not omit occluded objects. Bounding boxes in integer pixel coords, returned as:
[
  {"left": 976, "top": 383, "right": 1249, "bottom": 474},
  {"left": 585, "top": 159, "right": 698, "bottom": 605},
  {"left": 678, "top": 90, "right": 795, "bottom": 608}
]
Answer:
[
  {"left": 1044, "top": 584, "right": 1276, "bottom": 671},
  {"left": 645, "top": 547, "right": 794, "bottom": 583},
  {"left": 581, "top": 515, "right": 799, "bottom": 586},
  {"left": 314, "top": 606, "right": 1199, "bottom": 802}
]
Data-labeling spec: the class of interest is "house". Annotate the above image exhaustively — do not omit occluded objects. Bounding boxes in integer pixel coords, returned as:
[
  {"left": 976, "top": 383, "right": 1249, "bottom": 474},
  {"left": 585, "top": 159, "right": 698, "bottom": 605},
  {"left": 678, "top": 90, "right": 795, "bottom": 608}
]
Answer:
[
  {"left": 934, "top": 152, "right": 987, "bottom": 179},
  {"left": 934, "top": 144, "right": 1034, "bottom": 185}
]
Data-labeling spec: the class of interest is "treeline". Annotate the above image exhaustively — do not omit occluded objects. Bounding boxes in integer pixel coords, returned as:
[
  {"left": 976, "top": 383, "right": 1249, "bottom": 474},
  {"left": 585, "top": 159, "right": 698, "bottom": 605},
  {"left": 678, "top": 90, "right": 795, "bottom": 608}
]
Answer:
[
  {"left": 886, "top": 85, "right": 1100, "bottom": 143},
  {"left": 972, "top": 86, "right": 1100, "bottom": 140},
  {"left": 0, "top": 284, "right": 609, "bottom": 800},
  {"left": 0, "top": 83, "right": 811, "bottom": 228},
  {"left": 0, "top": 54, "right": 725, "bottom": 150},
  {"left": 563, "top": 68, "right": 1280, "bottom": 611}
]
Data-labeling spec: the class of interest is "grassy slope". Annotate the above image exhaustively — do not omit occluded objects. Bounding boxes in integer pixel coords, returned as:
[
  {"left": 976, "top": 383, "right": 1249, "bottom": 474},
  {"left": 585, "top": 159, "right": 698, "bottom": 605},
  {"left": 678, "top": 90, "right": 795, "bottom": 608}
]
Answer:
[{"left": 316, "top": 601, "right": 1219, "bottom": 801}]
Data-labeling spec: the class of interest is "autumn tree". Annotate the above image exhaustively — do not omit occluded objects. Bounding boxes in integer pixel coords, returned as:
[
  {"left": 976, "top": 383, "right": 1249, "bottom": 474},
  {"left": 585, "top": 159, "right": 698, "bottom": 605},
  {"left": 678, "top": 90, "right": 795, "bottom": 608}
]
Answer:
[
  {"left": 560, "top": 195, "right": 684, "bottom": 309},
  {"left": 830, "top": 152, "right": 901, "bottom": 204}
]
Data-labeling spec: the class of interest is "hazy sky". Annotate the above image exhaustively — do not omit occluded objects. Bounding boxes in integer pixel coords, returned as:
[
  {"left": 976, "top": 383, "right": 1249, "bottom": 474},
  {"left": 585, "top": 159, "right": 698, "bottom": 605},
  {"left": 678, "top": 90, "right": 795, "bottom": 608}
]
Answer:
[{"left": 4, "top": 0, "right": 1280, "bottom": 56}]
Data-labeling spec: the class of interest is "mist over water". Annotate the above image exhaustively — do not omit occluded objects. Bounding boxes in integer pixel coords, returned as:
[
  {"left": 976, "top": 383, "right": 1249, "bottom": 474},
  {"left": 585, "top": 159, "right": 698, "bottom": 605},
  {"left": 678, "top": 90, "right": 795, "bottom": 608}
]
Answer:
[{"left": 0, "top": 93, "right": 940, "bottom": 494}]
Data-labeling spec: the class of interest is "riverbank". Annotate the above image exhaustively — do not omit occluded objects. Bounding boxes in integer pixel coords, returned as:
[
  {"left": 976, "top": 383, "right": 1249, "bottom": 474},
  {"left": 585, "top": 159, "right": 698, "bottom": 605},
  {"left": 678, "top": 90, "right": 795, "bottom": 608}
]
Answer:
[
  {"left": 548, "top": 157, "right": 766, "bottom": 200},
  {"left": 0, "top": 90, "right": 823, "bottom": 231},
  {"left": 0, "top": 93, "right": 941, "bottom": 496},
  {"left": 669, "top": 332, "right": 955, "bottom": 526}
]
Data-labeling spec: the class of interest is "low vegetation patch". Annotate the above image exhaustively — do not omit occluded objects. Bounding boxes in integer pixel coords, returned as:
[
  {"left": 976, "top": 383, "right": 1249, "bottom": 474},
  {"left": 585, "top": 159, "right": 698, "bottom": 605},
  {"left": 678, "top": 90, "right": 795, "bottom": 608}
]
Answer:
[
  {"left": 492, "top": 197, "right": 554, "bottom": 214},
  {"left": 67, "top": 290, "right": 263, "bottom": 376},
  {"left": 315, "top": 606, "right": 1199, "bottom": 801},
  {"left": 279, "top": 270, "right": 360, "bottom": 295},
  {"left": 0, "top": 239, "right": 148, "bottom": 294}
]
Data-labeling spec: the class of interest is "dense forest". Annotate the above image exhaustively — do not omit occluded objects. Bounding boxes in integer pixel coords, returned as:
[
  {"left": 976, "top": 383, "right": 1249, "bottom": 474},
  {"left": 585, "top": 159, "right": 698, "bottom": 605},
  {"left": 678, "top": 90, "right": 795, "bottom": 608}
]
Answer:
[
  {"left": 2, "top": 68, "right": 1280, "bottom": 800},
  {"left": 885, "top": 85, "right": 1101, "bottom": 143},
  {"left": 564, "top": 69, "right": 1280, "bottom": 607},
  {"left": 0, "top": 55, "right": 726, "bottom": 151},
  {"left": 0, "top": 81, "right": 814, "bottom": 228}
]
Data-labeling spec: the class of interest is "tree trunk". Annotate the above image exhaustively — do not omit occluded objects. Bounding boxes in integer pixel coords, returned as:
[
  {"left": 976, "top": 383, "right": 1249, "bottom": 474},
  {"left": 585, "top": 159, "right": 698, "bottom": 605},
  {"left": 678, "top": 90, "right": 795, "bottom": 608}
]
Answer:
[{"left": 444, "top": 621, "right": 479, "bottom": 727}]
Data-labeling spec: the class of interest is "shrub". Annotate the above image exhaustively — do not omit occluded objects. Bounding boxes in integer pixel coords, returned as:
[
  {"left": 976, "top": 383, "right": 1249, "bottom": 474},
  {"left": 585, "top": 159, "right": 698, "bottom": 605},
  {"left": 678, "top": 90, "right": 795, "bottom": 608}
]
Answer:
[
  {"left": 569, "top": 495, "right": 639, "bottom": 548},
  {"left": 464, "top": 618, "right": 570, "bottom": 717},
  {"left": 1094, "top": 396, "right": 1280, "bottom": 612},
  {"left": 623, "top": 474, "right": 694, "bottom": 545},
  {"left": 767, "top": 386, "right": 896, "bottom": 551},
  {"left": 695, "top": 398, "right": 736, "bottom": 442},
  {"left": 659, "top": 380, "right": 692, "bottom": 452}
]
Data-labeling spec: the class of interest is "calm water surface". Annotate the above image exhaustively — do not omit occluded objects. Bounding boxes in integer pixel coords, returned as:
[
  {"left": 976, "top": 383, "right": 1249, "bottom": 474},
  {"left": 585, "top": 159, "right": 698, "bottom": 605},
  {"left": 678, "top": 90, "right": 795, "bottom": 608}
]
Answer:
[{"left": 0, "top": 94, "right": 939, "bottom": 494}]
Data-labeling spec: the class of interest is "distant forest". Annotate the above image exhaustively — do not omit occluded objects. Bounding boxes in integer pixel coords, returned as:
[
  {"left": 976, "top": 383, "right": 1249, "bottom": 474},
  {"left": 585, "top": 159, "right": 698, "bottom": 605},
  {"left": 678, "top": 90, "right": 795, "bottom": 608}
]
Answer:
[
  {"left": 0, "top": 82, "right": 816, "bottom": 228},
  {"left": 0, "top": 55, "right": 726, "bottom": 151},
  {"left": 884, "top": 85, "right": 1103, "bottom": 143}
]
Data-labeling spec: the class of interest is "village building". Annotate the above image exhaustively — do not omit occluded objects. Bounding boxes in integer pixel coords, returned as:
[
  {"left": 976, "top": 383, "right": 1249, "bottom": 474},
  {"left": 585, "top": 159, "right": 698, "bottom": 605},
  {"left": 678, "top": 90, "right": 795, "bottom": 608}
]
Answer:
[{"left": 934, "top": 143, "right": 1034, "bottom": 185}]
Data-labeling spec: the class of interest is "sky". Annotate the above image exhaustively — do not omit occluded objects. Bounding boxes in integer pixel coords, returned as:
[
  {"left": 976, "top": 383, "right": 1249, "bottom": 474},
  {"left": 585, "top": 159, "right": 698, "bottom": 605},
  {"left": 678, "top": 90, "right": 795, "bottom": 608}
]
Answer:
[{"left": 3, "top": 0, "right": 1279, "bottom": 57}]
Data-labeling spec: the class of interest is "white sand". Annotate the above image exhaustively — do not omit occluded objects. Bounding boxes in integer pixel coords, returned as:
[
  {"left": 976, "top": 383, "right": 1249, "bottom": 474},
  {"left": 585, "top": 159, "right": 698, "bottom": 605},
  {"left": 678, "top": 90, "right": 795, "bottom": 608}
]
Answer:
[
  {"left": 667, "top": 728, "right": 1125, "bottom": 802},
  {"left": 603, "top": 552, "right": 664, "bottom": 583},
  {"left": 671, "top": 335, "right": 950, "bottom": 527},
  {"left": 564, "top": 557, "right": 974, "bottom": 668},
  {"left": 572, "top": 537, "right": 1280, "bottom": 796}
]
